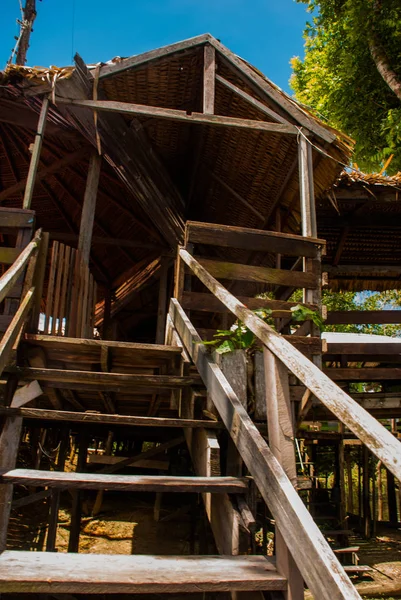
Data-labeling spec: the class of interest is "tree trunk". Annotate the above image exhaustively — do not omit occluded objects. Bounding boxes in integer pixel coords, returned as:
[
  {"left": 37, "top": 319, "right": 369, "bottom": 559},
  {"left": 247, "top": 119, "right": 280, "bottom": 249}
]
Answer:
[
  {"left": 368, "top": 2, "right": 401, "bottom": 101},
  {"left": 16, "top": 0, "right": 37, "bottom": 66}
]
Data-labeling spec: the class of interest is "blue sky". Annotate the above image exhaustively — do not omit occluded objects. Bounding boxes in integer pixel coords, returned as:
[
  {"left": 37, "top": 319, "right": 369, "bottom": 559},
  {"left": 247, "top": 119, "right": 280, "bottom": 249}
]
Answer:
[{"left": 1, "top": 0, "right": 310, "bottom": 93}]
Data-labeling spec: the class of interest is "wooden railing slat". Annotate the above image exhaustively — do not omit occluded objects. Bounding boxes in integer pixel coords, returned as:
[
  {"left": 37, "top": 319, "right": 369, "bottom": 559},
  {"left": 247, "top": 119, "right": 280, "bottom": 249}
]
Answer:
[{"left": 0, "top": 231, "right": 40, "bottom": 306}]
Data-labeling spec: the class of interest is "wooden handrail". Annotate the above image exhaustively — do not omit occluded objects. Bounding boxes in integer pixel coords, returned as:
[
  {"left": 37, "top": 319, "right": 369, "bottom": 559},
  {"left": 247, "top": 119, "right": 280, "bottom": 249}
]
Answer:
[
  {"left": 169, "top": 298, "right": 360, "bottom": 600},
  {"left": 0, "top": 288, "right": 35, "bottom": 377},
  {"left": 178, "top": 247, "right": 401, "bottom": 480},
  {"left": 0, "top": 230, "right": 41, "bottom": 305}
]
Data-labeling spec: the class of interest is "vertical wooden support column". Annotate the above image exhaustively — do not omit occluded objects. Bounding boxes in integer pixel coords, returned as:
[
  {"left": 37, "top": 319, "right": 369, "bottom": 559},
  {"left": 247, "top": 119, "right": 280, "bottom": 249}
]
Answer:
[
  {"left": 0, "top": 416, "right": 23, "bottom": 551},
  {"left": 23, "top": 97, "right": 49, "bottom": 209},
  {"left": 46, "top": 427, "right": 69, "bottom": 551},
  {"left": 68, "top": 432, "right": 88, "bottom": 553},
  {"left": 298, "top": 133, "right": 316, "bottom": 239},
  {"left": 264, "top": 348, "right": 304, "bottom": 600},
  {"left": 363, "top": 446, "right": 371, "bottom": 538},
  {"left": 203, "top": 44, "right": 215, "bottom": 114},
  {"left": 78, "top": 152, "right": 102, "bottom": 265},
  {"left": 156, "top": 257, "right": 169, "bottom": 344}
]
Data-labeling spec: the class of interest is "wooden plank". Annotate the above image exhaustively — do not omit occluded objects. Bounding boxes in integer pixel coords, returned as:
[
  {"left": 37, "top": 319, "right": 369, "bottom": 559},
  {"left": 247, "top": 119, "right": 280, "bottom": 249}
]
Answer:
[
  {"left": 23, "top": 334, "right": 182, "bottom": 356},
  {"left": 58, "top": 244, "right": 71, "bottom": 336},
  {"left": 10, "top": 367, "right": 202, "bottom": 389},
  {"left": 12, "top": 488, "right": 51, "bottom": 509},
  {"left": 0, "top": 551, "right": 286, "bottom": 593},
  {"left": 0, "top": 207, "right": 35, "bottom": 228},
  {"left": 196, "top": 258, "right": 317, "bottom": 288},
  {"left": 45, "top": 242, "right": 59, "bottom": 335},
  {"left": 30, "top": 231, "right": 49, "bottom": 333},
  {"left": 178, "top": 248, "right": 401, "bottom": 481},
  {"left": 0, "top": 407, "right": 224, "bottom": 429},
  {"left": 78, "top": 152, "right": 102, "bottom": 265},
  {"left": 263, "top": 348, "right": 304, "bottom": 600},
  {"left": 169, "top": 298, "right": 360, "bottom": 600},
  {"left": 0, "top": 230, "right": 40, "bottom": 306},
  {"left": 0, "top": 469, "right": 249, "bottom": 493},
  {"left": 23, "top": 97, "right": 49, "bottom": 209},
  {"left": 0, "top": 247, "right": 21, "bottom": 265},
  {"left": 324, "top": 368, "right": 401, "bottom": 381},
  {"left": 186, "top": 221, "right": 324, "bottom": 258},
  {"left": 56, "top": 97, "right": 299, "bottom": 135},
  {"left": 0, "top": 416, "right": 23, "bottom": 551},
  {"left": 327, "top": 311, "right": 401, "bottom": 325},
  {"left": 51, "top": 243, "right": 65, "bottom": 335},
  {"left": 203, "top": 44, "right": 215, "bottom": 114},
  {"left": 0, "top": 289, "right": 34, "bottom": 377},
  {"left": 11, "top": 380, "right": 43, "bottom": 408},
  {"left": 0, "top": 148, "right": 89, "bottom": 203},
  {"left": 156, "top": 257, "right": 169, "bottom": 344},
  {"left": 326, "top": 343, "right": 401, "bottom": 355},
  {"left": 181, "top": 291, "right": 317, "bottom": 314}
]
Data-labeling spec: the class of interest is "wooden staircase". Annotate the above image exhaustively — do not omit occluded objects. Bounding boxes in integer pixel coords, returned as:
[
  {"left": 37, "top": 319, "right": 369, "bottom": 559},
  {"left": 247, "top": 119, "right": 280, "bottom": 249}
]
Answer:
[{"left": 1, "top": 219, "right": 401, "bottom": 599}]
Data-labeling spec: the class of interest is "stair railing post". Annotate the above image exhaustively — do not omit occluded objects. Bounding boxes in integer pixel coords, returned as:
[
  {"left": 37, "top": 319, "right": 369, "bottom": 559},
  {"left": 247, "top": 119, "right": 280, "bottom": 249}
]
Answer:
[{"left": 264, "top": 347, "right": 304, "bottom": 600}]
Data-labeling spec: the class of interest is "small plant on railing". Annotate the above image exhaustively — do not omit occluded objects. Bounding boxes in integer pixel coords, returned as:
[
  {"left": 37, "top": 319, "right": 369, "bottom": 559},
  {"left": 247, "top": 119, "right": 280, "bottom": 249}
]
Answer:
[
  {"left": 290, "top": 304, "right": 324, "bottom": 331},
  {"left": 202, "top": 309, "right": 275, "bottom": 354}
]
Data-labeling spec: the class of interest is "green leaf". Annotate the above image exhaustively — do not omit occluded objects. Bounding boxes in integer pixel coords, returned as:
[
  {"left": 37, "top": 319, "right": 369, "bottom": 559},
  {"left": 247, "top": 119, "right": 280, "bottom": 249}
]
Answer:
[{"left": 216, "top": 340, "right": 236, "bottom": 354}]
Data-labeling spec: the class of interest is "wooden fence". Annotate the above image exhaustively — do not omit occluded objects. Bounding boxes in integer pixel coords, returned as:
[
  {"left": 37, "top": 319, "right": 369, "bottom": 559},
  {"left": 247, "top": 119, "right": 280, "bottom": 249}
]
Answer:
[{"left": 43, "top": 242, "right": 96, "bottom": 338}]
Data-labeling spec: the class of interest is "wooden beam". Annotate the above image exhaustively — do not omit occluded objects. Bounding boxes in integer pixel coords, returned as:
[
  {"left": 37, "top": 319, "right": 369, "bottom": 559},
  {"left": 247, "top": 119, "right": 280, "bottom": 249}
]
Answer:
[
  {"left": 196, "top": 258, "right": 317, "bottom": 288},
  {"left": 78, "top": 152, "right": 102, "bottom": 265},
  {"left": 0, "top": 289, "right": 34, "bottom": 377},
  {"left": 11, "top": 380, "right": 43, "bottom": 408},
  {"left": 0, "top": 147, "right": 89, "bottom": 204},
  {"left": 0, "top": 470, "right": 249, "bottom": 494},
  {"left": 56, "top": 98, "right": 299, "bottom": 135},
  {"left": 169, "top": 298, "right": 359, "bottom": 600},
  {"left": 49, "top": 232, "right": 168, "bottom": 252},
  {"left": 209, "top": 172, "right": 265, "bottom": 221},
  {"left": 186, "top": 221, "right": 324, "bottom": 258},
  {"left": 0, "top": 551, "right": 286, "bottom": 594},
  {"left": 216, "top": 74, "right": 291, "bottom": 126},
  {"left": 203, "top": 44, "right": 215, "bottom": 114},
  {"left": 178, "top": 248, "right": 401, "bottom": 481},
  {"left": 23, "top": 97, "right": 49, "bottom": 209},
  {"left": 181, "top": 291, "right": 316, "bottom": 314},
  {"left": 0, "top": 231, "right": 40, "bottom": 305},
  {"left": 324, "top": 368, "right": 401, "bottom": 381},
  {"left": 0, "top": 407, "right": 224, "bottom": 429},
  {"left": 326, "top": 311, "right": 401, "bottom": 325},
  {"left": 156, "top": 257, "right": 169, "bottom": 344}
]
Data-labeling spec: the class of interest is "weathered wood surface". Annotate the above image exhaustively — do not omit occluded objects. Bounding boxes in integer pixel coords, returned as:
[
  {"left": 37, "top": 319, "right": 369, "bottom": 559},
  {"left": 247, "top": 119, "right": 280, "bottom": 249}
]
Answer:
[
  {"left": 0, "top": 230, "right": 40, "bottom": 305},
  {"left": 185, "top": 221, "right": 324, "bottom": 258},
  {"left": 0, "top": 207, "right": 35, "bottom": 228},
  {"left": 0, "top": 551, "right": 285, "bottom": 593},
  {"left": 56, "top": 97, "right": 299, "bottom": 135},
  {"left": 0, "top": 469, "right": 248, "bottom": 493},
  {"left": 203, "top": 44, "right": 215, "bottom": 114},
  {"left": 0, "top": 407, "right": 224, "bottom": 429},
  {"left": 0, "top": 247, "right": 21, "bottom": 265},
  {"left": 326, "top": 311, "right": 401, "bottom": 325},
  {"left": 326, "top": 343, "right": 401, "bottom": 356},
  {"left": 169, "top": 298, "right": 360, "bottom": 600},
  {"left": 11, "top": 380, "right": 43, "bottom": 408},
  {"left": 181, "top": 291, "right": 317, "bottom": 314},
  {"left": 22, "top": 97, "right": 49, "bottom": 210},
  {"left": 0, "top": 416, "right": 23, "bottom": 551},
  {"left": 9, "top": 367, "right": 201, "bottom": 389},
  {"left": 0, "top": 288, "right": 34, "bottom": 376},
  {"left": 78, "top": 152, "right": 102, "bottom": 265},
  {"left": 196, "top": 258, "right": 317, "bottom": 288},
  {"left": 325, "top": 368, "right": 401, "bottom": 381},
  {"left": 298, "top": 134, "right": 316, "bottom": 239},
  {"left": 178, "top": 248, "right": 401, "bottom": 481}
]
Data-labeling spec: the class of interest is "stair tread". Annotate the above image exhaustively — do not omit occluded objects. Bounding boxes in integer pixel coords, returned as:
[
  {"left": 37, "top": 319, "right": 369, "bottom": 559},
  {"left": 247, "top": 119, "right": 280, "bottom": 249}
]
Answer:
[
  {"left": 0, "top": 407, "right": 223, "bottom": 428},
  {"left": 10, "top": 367, "right": 202, "bottom": 389},
  {"left": 0, "top": 469, "right": 249, "bottom": 493},
  {"left": 0, "top": 551, "right": 287, "bottom": 593}
]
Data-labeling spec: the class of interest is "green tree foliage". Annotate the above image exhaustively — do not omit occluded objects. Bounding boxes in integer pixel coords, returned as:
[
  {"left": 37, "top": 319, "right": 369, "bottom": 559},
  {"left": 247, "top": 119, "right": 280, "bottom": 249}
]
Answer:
[{"left": 291, "top": 0, "right": 401, "bottom": 173}]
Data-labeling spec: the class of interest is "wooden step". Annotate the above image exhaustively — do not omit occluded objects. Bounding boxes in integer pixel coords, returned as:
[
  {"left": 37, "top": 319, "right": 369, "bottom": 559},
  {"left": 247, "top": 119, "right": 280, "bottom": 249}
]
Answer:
[
  {"left": 0, "top": 407, "right": 223, "bottom": 429},
  {"left": 0, "top": 551, "right": 287, "bottom": 593},
  {"left": 0, "top": 469, "right": 249, "bottom": 493},
  {"left": 343, "top": 565, "right": 372, "bottom": 574},
  {"left": 9, "top": 367, "right": 202, "bottom": 391}
]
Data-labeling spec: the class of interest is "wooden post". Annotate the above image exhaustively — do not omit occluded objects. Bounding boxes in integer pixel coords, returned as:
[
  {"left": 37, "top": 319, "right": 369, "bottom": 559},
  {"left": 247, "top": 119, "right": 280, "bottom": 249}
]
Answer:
[
  {"left": 264, "top": 348, "right": 304, "bottom": 600},
  {"left": 298, "top": 133, "right": 316, "bottom": 239},
  {"left": 78, "top": 152, "right": 102, "bottom": 265},
  {"left": 29, "top": 232, "right": 49, "bottom": 333},
  {"left": 68, "top": 433, "right": 88, "bottom": 552},
  {"left": 46, "top": 427, "right": 69, "bottom": 551},
  {"left": 363, "top": 446, "right": 371, "bottom": 538},
  {"left": 346, "top": 449, "right": 354, "bottom": 515},
  {"left": 23, "top": 97, "right": 49, "bottom": 209},
  {"left": 0, "top": 416, "right": 23, "bottom": 551},
  {"left": 203, "top": 44, "right": 215, "bottom": 114},
  {"left": 156, "top": 257, "right": 169, "bottom": 344}
]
